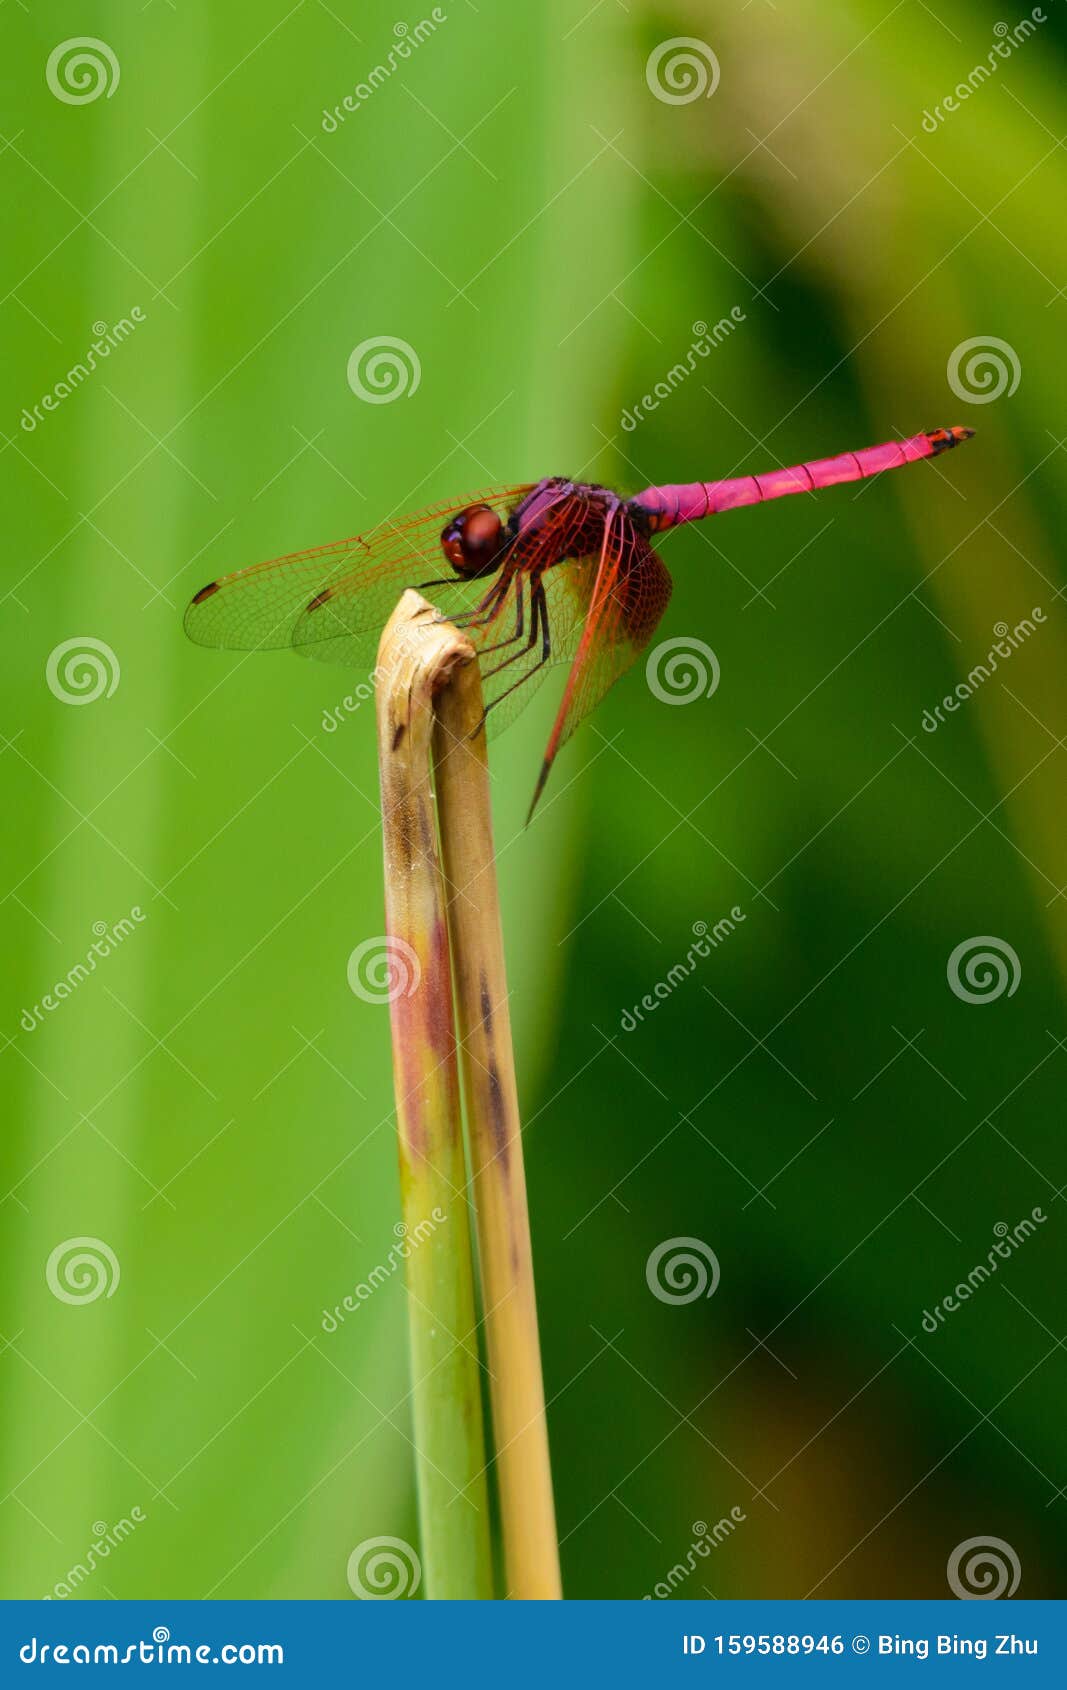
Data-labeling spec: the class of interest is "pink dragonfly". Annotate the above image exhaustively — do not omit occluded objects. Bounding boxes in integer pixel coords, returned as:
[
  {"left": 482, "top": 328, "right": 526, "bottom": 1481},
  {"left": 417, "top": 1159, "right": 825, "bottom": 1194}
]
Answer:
[{"left": 185, "top": 426, "right": 973, "bottom": 817}]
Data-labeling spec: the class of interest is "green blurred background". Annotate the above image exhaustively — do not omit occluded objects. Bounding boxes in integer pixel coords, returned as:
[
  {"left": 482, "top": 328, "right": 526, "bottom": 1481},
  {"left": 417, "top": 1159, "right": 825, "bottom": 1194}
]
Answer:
[{"left": 2, "top": 0, "right": 1065, "bottom": 1601}]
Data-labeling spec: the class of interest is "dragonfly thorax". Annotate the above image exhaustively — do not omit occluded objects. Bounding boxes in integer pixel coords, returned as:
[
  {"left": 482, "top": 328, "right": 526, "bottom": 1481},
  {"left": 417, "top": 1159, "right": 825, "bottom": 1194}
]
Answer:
[
  {"left": 512, "top": 479, "right": 621, "bottom": 564},
  {"left": 440, "top": 503, "right": 505, "bottom": 578}
]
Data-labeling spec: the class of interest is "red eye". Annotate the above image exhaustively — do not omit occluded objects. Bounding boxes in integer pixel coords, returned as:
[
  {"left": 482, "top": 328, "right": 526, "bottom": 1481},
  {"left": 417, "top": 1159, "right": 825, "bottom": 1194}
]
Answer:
[
  {"left": 440, "top": 505, "right": 503, "bottom": 578},
  {"left": 442, "top": 531, "right": 466, "bottom": 569}
]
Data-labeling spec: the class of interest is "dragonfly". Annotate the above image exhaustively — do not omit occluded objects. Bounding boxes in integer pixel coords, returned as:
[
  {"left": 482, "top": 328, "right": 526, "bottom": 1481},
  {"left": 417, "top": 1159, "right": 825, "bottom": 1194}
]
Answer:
[{"left": 185, "top": 425, "right": 974, "bottom": 818}]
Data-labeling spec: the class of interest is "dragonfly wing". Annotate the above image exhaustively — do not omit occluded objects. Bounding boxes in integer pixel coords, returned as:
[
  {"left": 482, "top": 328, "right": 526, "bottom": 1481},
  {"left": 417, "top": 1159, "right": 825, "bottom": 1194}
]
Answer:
[
  {"left": 529, "top": 510, "right": 673, "bottom": 815},
  {"left": 183, "top": 486, "right": 533, "bottom": 663},
  {"left": 291, "top": 562, "right": 500, "bottom": 671},
  {"left": 291, "top": 486, "right": 601, "bottom": 693},
  {"left": 183, "top": 483, "right": 661, "bottom": 780}
]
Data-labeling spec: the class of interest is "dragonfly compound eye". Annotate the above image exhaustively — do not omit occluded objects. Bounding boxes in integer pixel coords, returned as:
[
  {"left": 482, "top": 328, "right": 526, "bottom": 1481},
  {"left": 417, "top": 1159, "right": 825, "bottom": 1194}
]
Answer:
[{"left": 440, "top": 504, "right": 503, "bottom": 578}]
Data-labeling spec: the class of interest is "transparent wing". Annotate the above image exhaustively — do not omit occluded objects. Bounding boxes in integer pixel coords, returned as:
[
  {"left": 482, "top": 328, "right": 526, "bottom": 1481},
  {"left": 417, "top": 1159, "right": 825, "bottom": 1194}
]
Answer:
[
  {"left": 183, "top": 486, "right": 534, "bottom": 666},
  {"left": 289, "top": 492, "right": 609, "bottom": 738},
  {"left": 182, "top": 483, "right": 659, "bottom": 761},
  {"left": 529, "top": 510, "right": 673, "bottom": 813}
]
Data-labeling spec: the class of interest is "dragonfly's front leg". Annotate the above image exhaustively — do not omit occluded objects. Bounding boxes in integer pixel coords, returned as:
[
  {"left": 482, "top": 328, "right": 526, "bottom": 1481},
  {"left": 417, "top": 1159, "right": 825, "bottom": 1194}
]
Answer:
[
  {"left": 413, "top": 562, "right": 516, "bottom": 644},
  {"left": 476, "top": 572, "right": 525, "bottom": 659},
  {"left": 483, "top": 577, "right": 543, "bottom": 682},
  {"left": 451, "top": 564, "right": 515, "bottom": 634},
  {"left": 481, "top": 578, "right": 551, "bottom": 722}
]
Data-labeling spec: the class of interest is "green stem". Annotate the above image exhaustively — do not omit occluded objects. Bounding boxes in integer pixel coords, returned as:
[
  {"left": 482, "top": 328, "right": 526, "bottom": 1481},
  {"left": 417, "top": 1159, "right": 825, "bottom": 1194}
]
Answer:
[
  {"left": 375, "top": 593, "right": 494, "bottom": 1600},
  {"left": 433, "top": 646, "right": 562, "bottom": 1599}
]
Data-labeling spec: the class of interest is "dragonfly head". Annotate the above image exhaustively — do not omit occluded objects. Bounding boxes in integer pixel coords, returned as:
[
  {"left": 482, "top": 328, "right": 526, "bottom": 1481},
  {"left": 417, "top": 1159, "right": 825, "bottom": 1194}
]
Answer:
[{"left": 441, "top": 504, "right": 504, "bottom": 578}]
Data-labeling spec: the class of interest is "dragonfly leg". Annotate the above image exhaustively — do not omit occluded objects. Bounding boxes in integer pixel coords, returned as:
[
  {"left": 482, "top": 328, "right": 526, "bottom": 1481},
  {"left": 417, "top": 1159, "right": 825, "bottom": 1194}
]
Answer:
[
  {"left": 452, "top": 566, "right": 514, "bottom": 631},
  {"left": 482, "top": 579, "right": 540, "bottom": 680},
  {"left": 413, "top": 567, "right": 514, "bottom": 631},
  {"left": 476, "top": 574, "right": 526, "bottom": 660},
  {"left": 480, "top": 579, "right": 551, "bottom": 723}
]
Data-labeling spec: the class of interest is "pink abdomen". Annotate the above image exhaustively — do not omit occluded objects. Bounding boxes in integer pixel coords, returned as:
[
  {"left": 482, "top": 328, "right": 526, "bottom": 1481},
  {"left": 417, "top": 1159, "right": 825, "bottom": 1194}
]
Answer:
[{"left": 634, "top": 428, "right": 973, "bottom": 529}]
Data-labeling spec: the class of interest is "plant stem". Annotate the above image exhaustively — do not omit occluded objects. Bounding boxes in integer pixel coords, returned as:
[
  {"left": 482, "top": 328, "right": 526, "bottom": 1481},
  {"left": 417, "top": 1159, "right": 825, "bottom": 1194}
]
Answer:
[
  {"left": 375, "top": 591, "right": 494, "bottom": 1600},
  {"left": 432, "top": 640, "right": 563, "bottom": 1600}
]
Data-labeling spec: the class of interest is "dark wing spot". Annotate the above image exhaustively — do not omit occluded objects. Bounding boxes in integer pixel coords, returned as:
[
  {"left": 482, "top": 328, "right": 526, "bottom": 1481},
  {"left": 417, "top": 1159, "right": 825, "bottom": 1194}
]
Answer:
[
  {"left": 191, "top": 581, "right": 220, "bottom": 604},
  {"left": 306, "top": 587, "right": 333, "bottom": 612}
]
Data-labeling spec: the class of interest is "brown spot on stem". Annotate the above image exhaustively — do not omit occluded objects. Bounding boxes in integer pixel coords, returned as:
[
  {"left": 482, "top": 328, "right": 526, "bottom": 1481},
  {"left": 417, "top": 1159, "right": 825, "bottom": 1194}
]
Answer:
[
  {"left": 417, "top": 803, "right": 436, "bottom": 863},
  {"left": 485, "top": 1055, "right": 510, "bottom": 1165},
  {"left": 387, "top": 793, "right": 418, "bottom": 875},
  {"left": 392, "top": 721, "right": 406, "bottom": 753},
  {"left": 422, "top": 919, "right": 456, "bottom": 1064},
  {"left": 479, "top": 973, "right": 493, "bottom": 1035}
]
